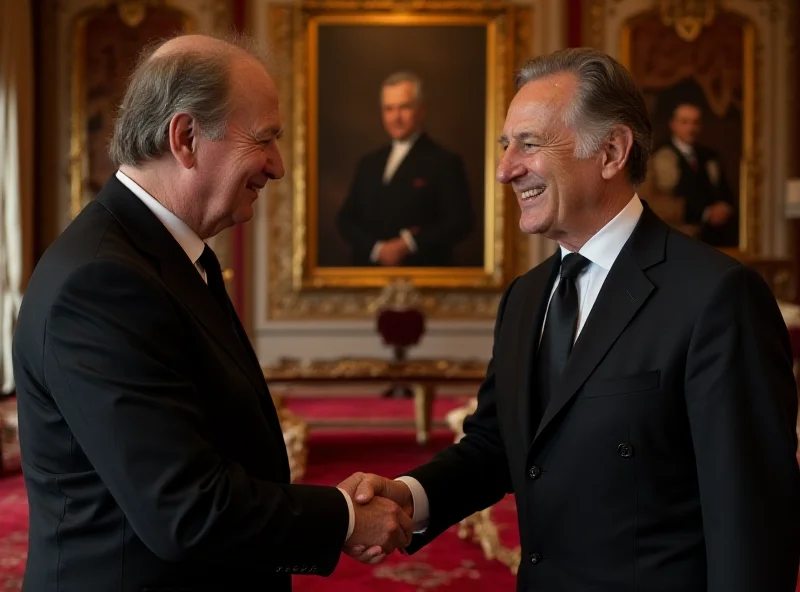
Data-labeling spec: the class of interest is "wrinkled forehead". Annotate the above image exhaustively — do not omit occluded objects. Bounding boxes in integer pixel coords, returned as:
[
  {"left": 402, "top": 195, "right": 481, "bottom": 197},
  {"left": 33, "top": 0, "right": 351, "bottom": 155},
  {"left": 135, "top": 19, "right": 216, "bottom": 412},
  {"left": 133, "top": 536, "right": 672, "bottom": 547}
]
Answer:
[
  {"left": 504, "top": 75, "right": 575, "bottom": 134},
  {"left": 228, "top": 59, "right": 281, "bottom": 128}
]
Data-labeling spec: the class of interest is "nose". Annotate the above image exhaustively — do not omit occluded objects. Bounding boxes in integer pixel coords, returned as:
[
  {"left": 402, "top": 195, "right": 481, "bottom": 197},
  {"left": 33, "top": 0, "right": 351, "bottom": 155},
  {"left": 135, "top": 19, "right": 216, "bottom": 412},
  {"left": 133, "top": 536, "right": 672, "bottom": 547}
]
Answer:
[
  {"left": 496, "top": 148, "right": 526, "bottom": 185},
  {"left": 266, "top": 143, "right": 285, "bottom": 180}
]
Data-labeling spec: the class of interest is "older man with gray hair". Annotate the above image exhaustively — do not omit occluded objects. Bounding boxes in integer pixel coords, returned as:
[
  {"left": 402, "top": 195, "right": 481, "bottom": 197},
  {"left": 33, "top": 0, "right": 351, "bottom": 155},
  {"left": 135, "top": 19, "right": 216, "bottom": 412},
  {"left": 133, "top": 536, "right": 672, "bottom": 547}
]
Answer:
[
  {"left": 345, "top": 47, "right": 800, "bottom": 591},
  {"left": 337, "top": 70, "right": 474, "bottom": 267},
  {"left": 13, "top": 33, "right": 411, "bottom": 592}
]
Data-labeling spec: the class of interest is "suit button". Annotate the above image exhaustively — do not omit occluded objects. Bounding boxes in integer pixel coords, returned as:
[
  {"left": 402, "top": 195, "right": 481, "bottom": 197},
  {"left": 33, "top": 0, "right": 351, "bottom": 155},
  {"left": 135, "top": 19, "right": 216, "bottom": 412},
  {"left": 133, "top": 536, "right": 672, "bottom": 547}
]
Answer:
[
  {"left": 530, "top": 552, "right": 542, "bottom": 565},
  {"left": 528, "top": 466, "right": 541, "bottom": 479},
  {"left": 618, "top": 443, "right": 634, "bottom": 458}
]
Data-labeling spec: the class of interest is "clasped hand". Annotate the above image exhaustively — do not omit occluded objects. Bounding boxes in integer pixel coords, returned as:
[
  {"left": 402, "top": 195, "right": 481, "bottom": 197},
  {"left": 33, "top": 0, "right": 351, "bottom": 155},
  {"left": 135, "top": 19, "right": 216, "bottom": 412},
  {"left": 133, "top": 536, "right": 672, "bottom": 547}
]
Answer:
[{"left": 338, "top": 472, "right": 415, "bottom": 565}]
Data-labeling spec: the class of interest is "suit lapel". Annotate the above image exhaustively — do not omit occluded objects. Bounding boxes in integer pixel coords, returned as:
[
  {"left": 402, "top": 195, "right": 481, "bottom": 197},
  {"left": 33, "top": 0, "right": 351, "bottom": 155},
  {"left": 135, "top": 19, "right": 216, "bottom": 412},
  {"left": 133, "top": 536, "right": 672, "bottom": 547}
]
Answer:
[
  {"left": 95, "top": 178, "right": 269, "bottom": 401},
  {"left": 516, "top": 251, "right": 560, "bottom": 446},
  {"left": 531, "top": 206, "right": 668, "bottom": 447},
  {"left": 159, "top": 250, "right": 270, "bottom": 397}
]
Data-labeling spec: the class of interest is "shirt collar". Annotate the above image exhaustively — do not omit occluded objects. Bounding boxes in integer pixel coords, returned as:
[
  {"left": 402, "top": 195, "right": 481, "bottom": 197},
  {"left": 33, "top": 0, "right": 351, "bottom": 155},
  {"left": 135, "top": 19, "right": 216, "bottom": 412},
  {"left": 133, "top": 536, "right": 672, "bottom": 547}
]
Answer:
[
  {"left": 672, "top": 136, "right": 694, "bottom": 156},
  {"left": 115, "top": 170, "right": 206, "bottom": 266},
  {"left": 559, "top": 194, "right": 644, "bottom": 271},
  {"left": 392, "top": 131, "right": 421, "bottom": 150}
]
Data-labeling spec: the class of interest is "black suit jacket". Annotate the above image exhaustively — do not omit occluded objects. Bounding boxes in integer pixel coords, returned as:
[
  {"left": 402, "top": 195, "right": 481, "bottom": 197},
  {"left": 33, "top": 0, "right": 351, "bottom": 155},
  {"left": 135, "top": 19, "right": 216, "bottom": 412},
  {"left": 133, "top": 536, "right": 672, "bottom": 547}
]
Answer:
[
  {"left": 12, "top": 177, "right": 349, "bottom": 591},
  {"left": 336, "top": 133, "right": 474, "bottom": 266},
  {"left": 404, "top": 205, "right": 800, "bottom": 591}
]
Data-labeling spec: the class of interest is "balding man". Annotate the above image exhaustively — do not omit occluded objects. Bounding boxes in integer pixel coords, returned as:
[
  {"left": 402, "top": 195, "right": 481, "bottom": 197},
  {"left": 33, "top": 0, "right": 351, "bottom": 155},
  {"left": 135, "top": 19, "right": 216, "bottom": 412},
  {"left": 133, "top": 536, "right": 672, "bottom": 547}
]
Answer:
[{"left": 12, "top": 34, "right": 411, "bottom": 591}]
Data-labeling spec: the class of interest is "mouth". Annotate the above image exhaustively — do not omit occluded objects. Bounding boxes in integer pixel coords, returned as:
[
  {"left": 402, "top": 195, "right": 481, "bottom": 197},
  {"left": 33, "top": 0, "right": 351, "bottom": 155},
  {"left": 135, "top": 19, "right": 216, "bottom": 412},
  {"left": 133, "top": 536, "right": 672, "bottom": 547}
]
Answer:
[
  {"left": 246, "top": 182, "right": 266, "bottom": 195},
  {"left": 519, "top": 186, "right": 546, "bottom": 202}
]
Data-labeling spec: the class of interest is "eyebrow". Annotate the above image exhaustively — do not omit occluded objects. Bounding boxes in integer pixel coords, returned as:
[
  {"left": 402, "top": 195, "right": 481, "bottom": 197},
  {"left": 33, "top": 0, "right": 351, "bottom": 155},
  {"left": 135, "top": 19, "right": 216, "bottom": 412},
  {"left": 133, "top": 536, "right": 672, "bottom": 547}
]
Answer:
[
  {"left": 254, "top": 126, "right": 284, "bottom": 140},
  {"left": 498, "top": 131, "right": 541, "bottom": 144}
]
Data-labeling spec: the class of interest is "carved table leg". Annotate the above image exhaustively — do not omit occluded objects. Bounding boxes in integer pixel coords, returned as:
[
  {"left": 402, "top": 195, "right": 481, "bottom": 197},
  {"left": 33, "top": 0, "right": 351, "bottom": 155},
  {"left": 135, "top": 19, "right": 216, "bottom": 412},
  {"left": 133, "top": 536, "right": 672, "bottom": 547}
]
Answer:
[{"left": 412, "top": 384, "right": 434, "bottom": 445}]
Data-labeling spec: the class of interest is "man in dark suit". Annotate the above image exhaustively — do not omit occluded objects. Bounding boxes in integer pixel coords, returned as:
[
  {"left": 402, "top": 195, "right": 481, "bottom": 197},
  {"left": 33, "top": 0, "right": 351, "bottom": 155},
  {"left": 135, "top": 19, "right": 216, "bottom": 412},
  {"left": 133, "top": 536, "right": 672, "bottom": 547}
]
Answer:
[
  {"left": 344, "top": 48, "right": 800, "bottom": 590},
  {"left": 336, "top": 72, "right": 474, "bottom": 267},
  {"left": 652, "top": 102, "right": 737, "bottom": 246},
  {"left": 12, "top": 34, "right": 411, "bottom": 591}
]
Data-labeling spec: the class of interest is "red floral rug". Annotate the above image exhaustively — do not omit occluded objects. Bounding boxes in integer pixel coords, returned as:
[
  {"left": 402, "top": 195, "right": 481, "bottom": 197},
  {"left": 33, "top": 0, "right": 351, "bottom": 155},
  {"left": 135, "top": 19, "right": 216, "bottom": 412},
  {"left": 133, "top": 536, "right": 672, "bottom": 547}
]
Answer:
[{"left": 0, "top": 394, "right": 796, "bottom": 591}]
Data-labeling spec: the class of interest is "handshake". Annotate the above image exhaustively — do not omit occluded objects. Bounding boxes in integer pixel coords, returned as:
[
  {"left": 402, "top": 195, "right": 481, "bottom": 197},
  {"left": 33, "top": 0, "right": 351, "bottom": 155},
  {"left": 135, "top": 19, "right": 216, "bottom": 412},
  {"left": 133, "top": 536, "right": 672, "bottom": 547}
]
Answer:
[{"left": 337, "top": 472, "right": 416, "bottom": 565}]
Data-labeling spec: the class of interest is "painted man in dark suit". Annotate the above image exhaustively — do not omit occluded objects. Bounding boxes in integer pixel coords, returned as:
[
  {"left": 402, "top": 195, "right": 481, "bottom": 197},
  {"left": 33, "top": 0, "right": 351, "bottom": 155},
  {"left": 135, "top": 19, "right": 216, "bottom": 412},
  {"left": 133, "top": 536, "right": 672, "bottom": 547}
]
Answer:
[
  {"left": 337, "top": 72, "right": 474, "bottom": 267},
  {"left": 12, "top": 33, "right": 411, "bottom": 592},
  {"left": 652, "top": 102, "right": 737, "bottom": 246},
  {"left": 345, "top": 49, "right": 800, "bottom": 590}
]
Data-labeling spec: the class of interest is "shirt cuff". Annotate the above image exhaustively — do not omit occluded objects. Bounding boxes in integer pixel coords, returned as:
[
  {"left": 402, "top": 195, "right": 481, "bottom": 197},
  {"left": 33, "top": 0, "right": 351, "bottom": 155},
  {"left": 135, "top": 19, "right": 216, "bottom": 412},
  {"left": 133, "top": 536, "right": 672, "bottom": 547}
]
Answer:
[
  {"left": 337, "top": 488, "right": 355, "bottom": 542},
  {"left": 370, "top": 241, "right": 385, "bottom": 263},
  {"left": 394, "top": 476, "right": 429, "bottom": 532},
  {"left": 399, "top": 229, "right": 417, "bottom": 252}
]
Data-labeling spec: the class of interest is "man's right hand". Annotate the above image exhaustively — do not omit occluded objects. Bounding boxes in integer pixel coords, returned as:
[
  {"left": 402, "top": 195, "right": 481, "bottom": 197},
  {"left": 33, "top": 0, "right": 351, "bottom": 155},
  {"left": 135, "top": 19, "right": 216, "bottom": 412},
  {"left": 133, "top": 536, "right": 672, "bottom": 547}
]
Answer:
[
  {"left": 343, "top": 495, "right": 412, "bottom": 562},
  {"left": 352, "top": 474, "right": 414, "bottom": 518}
]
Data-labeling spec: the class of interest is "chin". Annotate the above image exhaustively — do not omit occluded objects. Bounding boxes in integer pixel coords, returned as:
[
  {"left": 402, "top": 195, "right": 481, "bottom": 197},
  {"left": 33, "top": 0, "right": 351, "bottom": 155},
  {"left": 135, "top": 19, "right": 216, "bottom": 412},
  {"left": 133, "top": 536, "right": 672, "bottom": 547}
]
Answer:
[
  {"left": 519, "top": 211, "right": 551, "bottom": 235},
  {"left": 232, "top": 208, "right": 254, "bottom": 225}
]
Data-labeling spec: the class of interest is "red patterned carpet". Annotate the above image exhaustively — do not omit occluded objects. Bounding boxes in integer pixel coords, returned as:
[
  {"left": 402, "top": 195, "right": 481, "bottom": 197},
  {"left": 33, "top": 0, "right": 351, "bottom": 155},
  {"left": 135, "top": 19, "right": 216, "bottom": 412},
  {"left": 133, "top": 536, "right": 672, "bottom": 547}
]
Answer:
[{"left": 0, "top": 395, "right": 796, "bottom": 590}]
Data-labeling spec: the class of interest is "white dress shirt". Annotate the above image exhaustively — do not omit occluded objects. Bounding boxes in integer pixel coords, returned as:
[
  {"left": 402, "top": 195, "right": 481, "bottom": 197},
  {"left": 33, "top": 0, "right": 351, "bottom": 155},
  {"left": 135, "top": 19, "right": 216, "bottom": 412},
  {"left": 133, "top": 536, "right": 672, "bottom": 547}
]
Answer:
[
  {"left": 383, "top": 133, "right": 419, "bottom": 184},
  {"left": 116, "top": 170, "right": 358, "bottom": 542},
  {"left": 115, "top": 170, "right": 207, "bottom": 282},
  {"left": 397, "top": 194, "right": 644, "bottom": 532}
]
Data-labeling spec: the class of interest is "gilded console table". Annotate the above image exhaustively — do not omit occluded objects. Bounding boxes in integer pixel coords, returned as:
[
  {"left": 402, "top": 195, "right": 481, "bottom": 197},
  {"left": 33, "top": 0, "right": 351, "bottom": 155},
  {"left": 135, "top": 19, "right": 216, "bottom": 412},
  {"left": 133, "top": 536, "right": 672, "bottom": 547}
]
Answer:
[{"left": 262, "top": 358, "right": 487, "bottom": 444}]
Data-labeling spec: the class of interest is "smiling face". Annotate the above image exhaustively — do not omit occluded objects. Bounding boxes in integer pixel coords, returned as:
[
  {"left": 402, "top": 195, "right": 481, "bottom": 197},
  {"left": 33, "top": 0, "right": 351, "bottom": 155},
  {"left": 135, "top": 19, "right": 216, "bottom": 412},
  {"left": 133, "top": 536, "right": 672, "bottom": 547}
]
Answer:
[
  {"left": 193, "top": 56, "right": 285, "bottom": 236},
  {"left": 496, "top": 72, "right": 606, "bottom": 246}
]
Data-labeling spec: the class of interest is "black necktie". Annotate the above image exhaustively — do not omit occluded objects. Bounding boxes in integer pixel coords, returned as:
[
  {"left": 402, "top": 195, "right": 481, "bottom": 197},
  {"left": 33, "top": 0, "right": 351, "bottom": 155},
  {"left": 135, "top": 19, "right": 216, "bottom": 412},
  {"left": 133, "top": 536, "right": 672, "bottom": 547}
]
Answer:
[
  {"left": 535, "top": 253, "right": 591, "bottom": 415},
  {"left": 198, "top": 245, "right": 236, "bottom": 328}
]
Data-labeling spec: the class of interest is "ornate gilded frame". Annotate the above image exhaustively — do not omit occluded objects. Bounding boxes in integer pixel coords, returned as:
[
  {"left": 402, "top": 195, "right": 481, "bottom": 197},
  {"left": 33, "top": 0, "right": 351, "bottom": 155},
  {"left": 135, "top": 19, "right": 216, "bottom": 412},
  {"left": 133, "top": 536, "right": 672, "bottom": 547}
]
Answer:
[
  {"left": 620, "top": 9, "right": 760, "bottom": 253},
  {"left": 69, "top": 0, "right": 195, "bottom": 219},
  {"left": 267, "top": 0, "right": 533, "bottom": 319}
]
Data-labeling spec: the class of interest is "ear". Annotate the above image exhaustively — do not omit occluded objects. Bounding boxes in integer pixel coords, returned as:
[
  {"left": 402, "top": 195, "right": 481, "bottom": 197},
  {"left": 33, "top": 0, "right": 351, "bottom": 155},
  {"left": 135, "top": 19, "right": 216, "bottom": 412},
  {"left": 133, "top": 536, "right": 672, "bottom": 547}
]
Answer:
[
  {"left": 600, "top": 125, "right": 634, "bottom": 181},
  {"left": 167, "top": 112, "right": 197, "bottom": 170}
]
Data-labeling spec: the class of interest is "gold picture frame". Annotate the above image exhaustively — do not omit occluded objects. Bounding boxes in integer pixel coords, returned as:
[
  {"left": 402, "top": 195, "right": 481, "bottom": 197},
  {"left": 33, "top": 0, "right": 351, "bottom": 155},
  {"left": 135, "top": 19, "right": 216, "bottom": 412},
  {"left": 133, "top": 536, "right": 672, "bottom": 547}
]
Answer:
[{"left": 267, "top": 0, "right": 532, "bottom": 319}]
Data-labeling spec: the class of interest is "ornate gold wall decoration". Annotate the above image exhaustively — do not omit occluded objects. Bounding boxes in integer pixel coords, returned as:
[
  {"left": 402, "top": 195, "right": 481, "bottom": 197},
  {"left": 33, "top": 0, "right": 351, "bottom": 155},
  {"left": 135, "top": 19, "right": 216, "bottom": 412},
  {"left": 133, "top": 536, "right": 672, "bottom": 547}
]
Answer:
[
  {"left": 658, "top": 0, "right": 718, "bottom": 42},
  {"left": 266, "top": 0, "right": 533, "bottom": 320},
  {"left": 69, "top": 1, "right": 196, "bottom": 219}
]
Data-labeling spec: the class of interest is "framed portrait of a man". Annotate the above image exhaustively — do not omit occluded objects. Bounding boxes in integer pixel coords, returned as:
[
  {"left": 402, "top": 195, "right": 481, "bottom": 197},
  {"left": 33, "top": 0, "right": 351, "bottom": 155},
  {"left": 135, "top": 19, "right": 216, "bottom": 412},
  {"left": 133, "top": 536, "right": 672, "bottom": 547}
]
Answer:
[
  {"left": 314, "top": 21, "right": 487, "bottom": 271},
  {"left": 269, "top": 1, "right": 528, "bottom": 294},
  {"left": 620, "top": 9, "right": 758, "bottom": 253}
]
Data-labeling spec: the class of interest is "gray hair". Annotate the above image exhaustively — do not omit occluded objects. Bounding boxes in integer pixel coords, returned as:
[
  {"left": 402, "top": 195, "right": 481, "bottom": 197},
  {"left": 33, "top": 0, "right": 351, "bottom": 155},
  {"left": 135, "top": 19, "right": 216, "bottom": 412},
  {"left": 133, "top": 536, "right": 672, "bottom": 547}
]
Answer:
[
  {"left": 108, "top": 33, "right": 269, "bottom": 167},
  {"left": 381, "top": 71, "right": 424, "bottom": 104},
  {"left": 515, "top": 48, "right": 652, "bottom": 186}
]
